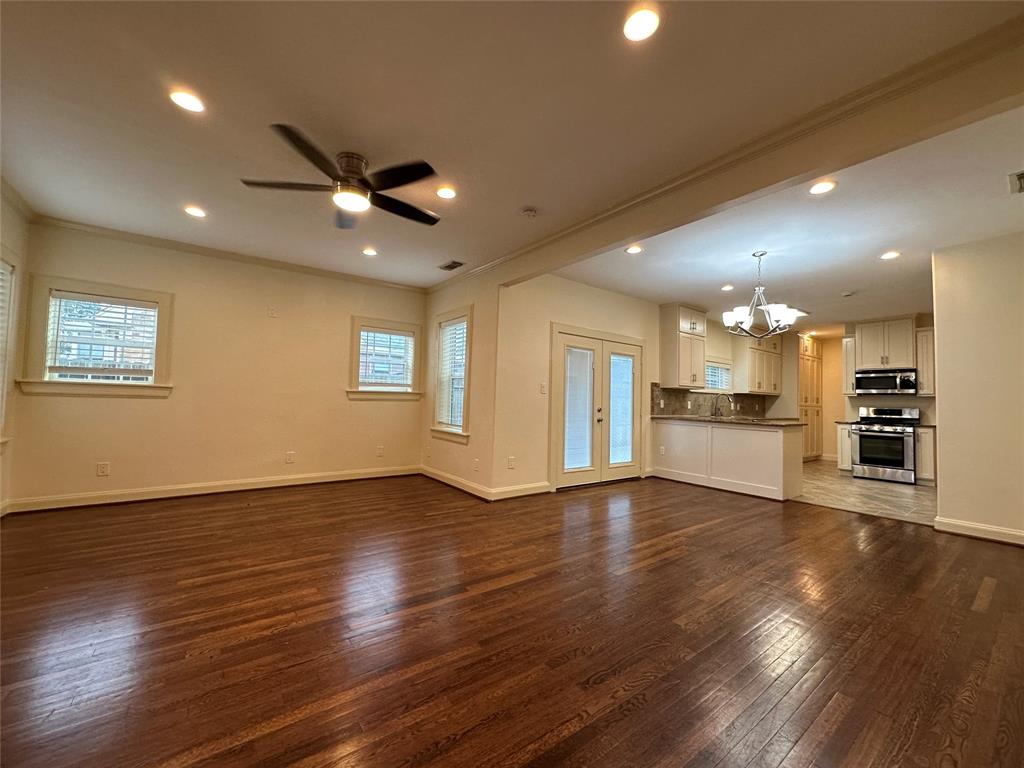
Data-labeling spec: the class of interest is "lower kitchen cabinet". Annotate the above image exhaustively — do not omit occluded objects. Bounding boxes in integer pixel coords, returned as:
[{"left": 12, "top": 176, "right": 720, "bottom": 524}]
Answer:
[
  {"left": 801, "top": 407, "right": 822, "bottom": 460},
  {"left": 837, "top": 424, "right": 852, "bottom": 470},
  {"left": 916, "top": 427, "right": 937, "bottom": 482}
]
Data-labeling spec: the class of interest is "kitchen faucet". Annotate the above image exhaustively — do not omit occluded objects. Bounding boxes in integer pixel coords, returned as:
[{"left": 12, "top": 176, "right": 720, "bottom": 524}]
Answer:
[{"left": 712, "top": 392, "right": 734, "bottom": 417}]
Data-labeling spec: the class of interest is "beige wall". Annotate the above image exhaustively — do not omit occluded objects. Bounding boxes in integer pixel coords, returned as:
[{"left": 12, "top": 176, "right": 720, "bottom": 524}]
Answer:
[
  {"left": 490, "top": 275, "right": 660, "bottom": 490},
  {"left": 933, "top": 232, "right": 1023, "bottom": 544},
  {"left": 1, "top": 186, "right": 31, "bottom": 507},
  {"left": 820, "top": 338, "right": 843, "bottom": 459},
  {"left": 9, "top": 222, "right": 426, "bottom": 509}
]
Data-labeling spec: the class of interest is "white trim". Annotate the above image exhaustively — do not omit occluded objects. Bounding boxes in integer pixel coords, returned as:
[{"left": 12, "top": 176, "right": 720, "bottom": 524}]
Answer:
[
  {"left": 933, "top": 517, "right": 1024, "bottom": 546},
  {"left": 4, "top": 465, "right": 421, "bottom": 513},
  {"left": 345, "top": 389, "right": 422, "bottom": 401},
  {"left": 17, "top": 379, "right": 173, "bottom": 398},
  {"left": 430, "top": 426, "right": 471, "bottom": 444},
  {"left": 420, "top": 465, "right": 550, "bottom": 501},
  {"left": 651, "top": 467, "right": 786, "bottom": 501}
]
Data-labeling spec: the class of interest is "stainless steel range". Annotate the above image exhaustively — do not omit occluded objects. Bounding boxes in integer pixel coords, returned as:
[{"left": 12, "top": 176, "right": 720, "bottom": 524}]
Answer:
[{"left": 851, "top": 407, "right": 920, "bottom": 484}]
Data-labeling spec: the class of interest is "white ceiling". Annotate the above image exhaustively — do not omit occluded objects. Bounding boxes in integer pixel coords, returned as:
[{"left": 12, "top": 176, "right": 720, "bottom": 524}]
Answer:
[
  {"left": 3, "top": 2, "right": 1022, "bottom": 287},
  {"left": 558, "top": 107, "right": 1024, "bottom": 327}
]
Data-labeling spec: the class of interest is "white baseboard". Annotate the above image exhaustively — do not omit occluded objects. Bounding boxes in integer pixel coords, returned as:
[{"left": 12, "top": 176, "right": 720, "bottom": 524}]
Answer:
[
  {"left": 4, "top": 465, "right": 421, "bottom": 513},
  {"left": 933, "top": 517, "right": 1024, "bottom": 546},
  {"left": 420, "top": 465, "right": 551, "bottom": 501}
]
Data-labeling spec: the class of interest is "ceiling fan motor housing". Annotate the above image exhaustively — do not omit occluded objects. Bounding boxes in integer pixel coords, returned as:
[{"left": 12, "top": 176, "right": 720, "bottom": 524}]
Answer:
[{"left": 336, "top": 152, "right": 369, "bottom": 183}]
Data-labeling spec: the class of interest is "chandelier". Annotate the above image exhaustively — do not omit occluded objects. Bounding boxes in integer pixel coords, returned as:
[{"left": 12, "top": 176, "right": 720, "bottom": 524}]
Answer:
[{"left": 722, "top": 251, "right": 805, "bottom": 339}]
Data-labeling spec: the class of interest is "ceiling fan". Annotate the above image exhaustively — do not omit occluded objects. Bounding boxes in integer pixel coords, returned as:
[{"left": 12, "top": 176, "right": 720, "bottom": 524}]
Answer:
[{"left": 242, "top": 124, "right": 440, "bottom": 229}]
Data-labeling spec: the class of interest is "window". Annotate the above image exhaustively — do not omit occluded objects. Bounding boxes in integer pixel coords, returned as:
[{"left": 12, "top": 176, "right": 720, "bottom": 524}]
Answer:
[
  {"left": 704, "top": 362, "right": 732, "bottom": 391},
  {"left": 45, "top": 291, "right": 158, "bottom": 383},
  {"left": 434, "top": 307, "right": 472, "bottom": 435},
  {"left": 348, "top": 317, "right": 420, "bottom": 398},
  {"left": 0, "top": 261, "right": 13, "bottom": 429},
  {"left": 20, "top": 275, "right": 173, "bottom": 397}
]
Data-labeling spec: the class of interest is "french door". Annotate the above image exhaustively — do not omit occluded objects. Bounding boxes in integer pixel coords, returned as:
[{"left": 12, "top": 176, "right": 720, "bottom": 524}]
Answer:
[{"left": 553, "top": 332, "right": 642, "bottom": 488}]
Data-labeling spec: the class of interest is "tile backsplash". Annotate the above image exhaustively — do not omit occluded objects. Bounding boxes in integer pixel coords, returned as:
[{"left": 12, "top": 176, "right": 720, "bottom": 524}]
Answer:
[{"left": 651, "top": 383, "right": 766, "bottom": 417}]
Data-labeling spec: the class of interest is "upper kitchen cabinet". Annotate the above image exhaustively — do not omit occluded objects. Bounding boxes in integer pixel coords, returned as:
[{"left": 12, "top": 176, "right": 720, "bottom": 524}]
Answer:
[
  {"left": 855, "top": 318, "right": 915, "bottom": 369},
  {"left": 659, "top": 303, "right": 707, "bottom": 388},
  {"left": 915, "top": 328, "right": 936, "bottom": 396},
  {"left": 734, "top": 342, "right": 782, "bottom": 395},
  {"left": 842, "top": 337, "right": 857, "bottom": 395},
  {"left": 799, "top": 334, "right": 821, "bottom": 358},
  {"left": 674, "top": 304, "right": 707, "bottom": 337}
]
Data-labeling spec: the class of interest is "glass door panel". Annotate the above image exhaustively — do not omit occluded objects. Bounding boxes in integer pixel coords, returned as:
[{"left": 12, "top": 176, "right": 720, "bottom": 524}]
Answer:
[
  {"left": 607, "top": 353, "right": 634, "bottom": 465},
  {"left": 564, "top": 346, "right": 595, "bottom": 470}
]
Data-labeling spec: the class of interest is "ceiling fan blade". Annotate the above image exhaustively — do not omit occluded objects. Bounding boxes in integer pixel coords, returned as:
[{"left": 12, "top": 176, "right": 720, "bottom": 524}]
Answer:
[
  {"left": 335, "top": 209, "right": 358, "bottom": 230},
  {"left": 370, "top": 192, "right": 439, "bottom": 226},
  {"left": 241, "top": 179, "right": 333, "bottom": 191},
  {"left": 365, "top": 160, "right": 435, "bottom": 191},
  {"left": 270, "top": 124, "right": 340, "bottom": 180}
]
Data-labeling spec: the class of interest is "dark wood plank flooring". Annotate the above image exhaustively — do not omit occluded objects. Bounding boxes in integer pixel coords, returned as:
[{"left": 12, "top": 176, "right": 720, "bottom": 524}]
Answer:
[{"left": 2, "top": 476, "right": 1021, "bottom": 768}]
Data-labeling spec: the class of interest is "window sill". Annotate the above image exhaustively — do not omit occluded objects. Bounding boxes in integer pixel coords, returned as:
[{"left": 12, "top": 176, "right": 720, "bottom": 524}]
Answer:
[
  {"left": 430, "top": 426, "right": 470, "bottom": 444},
  {"left": 17, "top": 380, "right": 173, "bottom": 398},
  {"left": 345, "top": 390, "right": 423, "bottom": 401}
]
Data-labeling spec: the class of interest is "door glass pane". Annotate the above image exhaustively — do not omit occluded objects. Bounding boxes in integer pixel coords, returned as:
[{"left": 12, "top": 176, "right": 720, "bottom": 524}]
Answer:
[
  {"left": 608, "top": 353, "right": 633, "bottom": 464},
  {"left": 858, "top": 434, "right": 907, "bottom": 468},
  {"left": 564, "top": 346, "right": 594, "bottom": 470}
]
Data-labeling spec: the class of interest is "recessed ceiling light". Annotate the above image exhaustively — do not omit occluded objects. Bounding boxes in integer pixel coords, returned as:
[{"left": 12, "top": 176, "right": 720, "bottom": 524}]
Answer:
[
  {"left": 169, "top": 90, "right": 205, "bottom": 113},
  {"left": 625, "top": 244, "right": 644, "bottom": 254},
  {"left": 809, "top": 180, "right": 836, "bottom": 195},
  {"left": 436, "top": 186, "right": 457, "bottom": 199},
  {"left": 623, "top": 8, "right": 660, "bottom": 41},
  {"left": 721, "top": 284, "right": 734, "bottom": 292},
  {"left": 880, "top": 250, "right": 901, "bottom": 260},
  {"left": 183, "top": 205, "right": 206, "bottom": 218},
  {"left": 362, "top": 247, "right": 378, "bottom": 257}
]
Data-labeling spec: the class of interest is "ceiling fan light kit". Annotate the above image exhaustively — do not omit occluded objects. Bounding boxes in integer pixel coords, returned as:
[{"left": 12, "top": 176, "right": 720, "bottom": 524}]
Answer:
[
  {"left": 722, "top": 251, "right": 804, "bottom": 339},
  {"left": 241, "top": 124, "right": 440, "bottom": 229}
]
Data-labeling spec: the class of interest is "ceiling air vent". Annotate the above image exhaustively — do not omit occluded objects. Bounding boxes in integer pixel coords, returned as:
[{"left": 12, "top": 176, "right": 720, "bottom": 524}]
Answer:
[
  {"left": 439, "top": 260, "right": 464, "bottom": 271},
  {"left": 1010, "top": 171, "right": 1024, "bottom": 194}
]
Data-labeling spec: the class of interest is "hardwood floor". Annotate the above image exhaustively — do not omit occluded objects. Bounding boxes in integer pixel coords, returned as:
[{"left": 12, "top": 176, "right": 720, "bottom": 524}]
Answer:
[
  {"left": 795, "top": 460, "right": 937, "bottom": 527},
  {"left": 2, "top": 476, "right": 1021, "bottom": 768}
]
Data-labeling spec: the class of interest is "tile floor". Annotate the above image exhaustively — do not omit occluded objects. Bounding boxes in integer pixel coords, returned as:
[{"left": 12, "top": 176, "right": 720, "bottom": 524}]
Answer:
[{"left": 796, "top": 459, "right": 937, "bottom": 526}]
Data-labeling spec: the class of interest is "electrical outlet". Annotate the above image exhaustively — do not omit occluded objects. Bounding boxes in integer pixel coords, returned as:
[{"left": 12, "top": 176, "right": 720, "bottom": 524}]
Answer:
[
  {"left": 267, "top": 306, "right": 278, "bottom": 318},
  {"left": 284, "top": 451, "right": 295, "bottom": 464},
  {"left": 96, "top": 461, "right": 111, "bottom": 477},
  {"left": 659, "top": 399, "right": 664, "bottom": 409},
  {"left": 659, "top": 446, "right": 665, "bottom": 456},
  {"left": 376, "top": 445, "right": 384, "bottom": 457},
  {"left": 507, "top": 456, "right": 516, "bottom": 469},
  {"left": 473, "top": 458, "right": 480, "bottom": 472},
  {"left": 686, "top": 400, "right": 691, "bottom": 409}
]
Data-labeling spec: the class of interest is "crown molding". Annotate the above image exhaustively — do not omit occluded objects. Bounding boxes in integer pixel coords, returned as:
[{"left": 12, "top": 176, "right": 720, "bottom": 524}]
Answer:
[
  {"left": 429, "top": 14, "right": 1024, "bottom": 293},
  {"left": 1, "top": 177, "right": 34, "bottom": 219},
  {"left": 30, "top": 216, "right": 427, "bottom": 294}
]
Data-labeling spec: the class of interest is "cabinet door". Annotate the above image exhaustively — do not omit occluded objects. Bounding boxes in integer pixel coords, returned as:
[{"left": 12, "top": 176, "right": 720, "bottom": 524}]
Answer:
[
  {"left": 763, "top": 336, "right": 780, "bottom": 354},
  {"left": 884, "top": 319, "right": 915, "bottom": 368},
  {"left": 916, "top": 429, "right": 936, "bottom": 481},
  {"left": 690, "top": 311, "right": 707, "bottom": 337},
  {"left": 676, "top": 306, "right": 691, "bottom": 334},
  {"left": 815, "top": 410, "right": 823, "bottom": 455},
  {"left": 690, "top": 336, "right": 706, "bottom": 388},
  {"left": 856, "top": 322, "right": 886, "bottom": 368},
  {"left": 769, "top": 354, "right": 782, "bottom": 394},
  {"left": 801, "top": 409, "right": 811, "bottom": 458},
  {"left": 678, "top": 334, "right": 694, "bottom": 386},
  {"left": 798, "top": 356, "right": 810, "bottom": 404},
  {"left": 813, "top": 358, "right": 822, "bottom": 406},
  {"left": 753, "top": 350, "right": 767, "bottom": 393},
  {"left": 915, "top": 329, "right": 935, "bottom": 395},
  {"left": 842, "top": 338, "right": 857, "bottom": 395},
  {"left": 837, "top": 426, "right": 852, "bottom": 470}
]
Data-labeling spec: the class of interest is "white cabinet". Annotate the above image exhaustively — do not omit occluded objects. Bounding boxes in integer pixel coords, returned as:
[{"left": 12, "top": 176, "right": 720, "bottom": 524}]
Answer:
[
  {"left": 837, "top": 424, "right": 852, "bottom": 470},
  {"left": 801, "top": 407, "right": 822, "bottom": 460},
  {"left": 799, "top": 354, "right": 822, "bottom": 406},
  {"left": 659, "top": 304, "right": 707, "bottom": 388},
  {"left": 916, "top": 427, "right": 936, "bottom": 482},
  {"left": 733, "top": 343, "right": 782, "bottom": 395},
  {"left": 676, "top": 305, "right": 706, "bottom": 337},
  {"left": 915, "top": 328, "right": 935, "bottom": 396},
  {"left": 842, "top": 337, "right": 857, "bottom": 396},
  {"left": 855, "top": 318, "right": 915, "bottom": 369}
]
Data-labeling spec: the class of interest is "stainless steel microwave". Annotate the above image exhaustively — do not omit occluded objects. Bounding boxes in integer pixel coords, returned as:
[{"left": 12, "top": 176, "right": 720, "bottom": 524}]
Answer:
[{"left": 854, "top": 368, "right": 917, "bottom": 395}]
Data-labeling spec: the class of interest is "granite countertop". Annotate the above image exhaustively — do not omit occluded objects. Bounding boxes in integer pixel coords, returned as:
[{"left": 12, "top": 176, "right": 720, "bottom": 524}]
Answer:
[{"left": 652, "top": 415, "right": 806, "bottom": 427}]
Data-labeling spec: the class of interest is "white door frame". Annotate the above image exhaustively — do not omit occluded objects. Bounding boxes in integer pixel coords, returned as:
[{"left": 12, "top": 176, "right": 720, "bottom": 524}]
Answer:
[{"left": 548, "top": 323, "right": 645, "bottom": 490}]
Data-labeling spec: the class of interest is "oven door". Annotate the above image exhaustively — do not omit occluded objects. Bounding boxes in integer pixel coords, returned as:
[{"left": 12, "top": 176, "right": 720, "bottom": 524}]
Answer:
[{"left": 852, "top": 429, "right": 915, "bottom": 483}]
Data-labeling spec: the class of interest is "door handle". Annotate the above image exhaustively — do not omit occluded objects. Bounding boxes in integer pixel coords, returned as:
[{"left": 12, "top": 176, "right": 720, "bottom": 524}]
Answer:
[{"left": 596, "top": 417, "right": 604, "bottom": 423}]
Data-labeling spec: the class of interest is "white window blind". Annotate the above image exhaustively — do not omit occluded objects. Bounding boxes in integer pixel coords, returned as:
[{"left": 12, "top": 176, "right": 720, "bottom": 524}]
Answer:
[
  {"left": 0, "top": 262, "right": 12, "bottom": 428},
  {"left": 705, "top": 362, "right": 731, "bottom": 391},
  {"left": 436, "top": 316, "right": 468, "bottom": 428},
  {"left": 45, "top": 290, "right": 158, "bottom": 384},
  {"left": 358, "top": 327, "right": 415, "bottom": 391}
]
